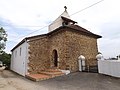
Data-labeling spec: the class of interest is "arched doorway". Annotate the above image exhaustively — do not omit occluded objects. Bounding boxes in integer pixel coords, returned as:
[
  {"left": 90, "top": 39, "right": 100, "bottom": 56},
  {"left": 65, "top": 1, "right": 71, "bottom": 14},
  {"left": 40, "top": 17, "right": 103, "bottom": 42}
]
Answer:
[{"left": 53, "top": 50, "right": 58, "bottom": 67}]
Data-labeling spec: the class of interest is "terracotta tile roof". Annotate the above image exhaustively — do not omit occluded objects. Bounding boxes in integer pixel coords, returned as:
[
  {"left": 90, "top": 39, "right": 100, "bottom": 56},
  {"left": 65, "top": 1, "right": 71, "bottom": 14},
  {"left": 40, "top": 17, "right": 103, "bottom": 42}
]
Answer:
[
  {"left": 11, "top": 25, "right": 101, "bottom": 51},
  {"left": 61, "top": 16, "right": 77, "bottom": 24},
  {"left": 66, "top": 25, "right": 102, "bottom": 38}
]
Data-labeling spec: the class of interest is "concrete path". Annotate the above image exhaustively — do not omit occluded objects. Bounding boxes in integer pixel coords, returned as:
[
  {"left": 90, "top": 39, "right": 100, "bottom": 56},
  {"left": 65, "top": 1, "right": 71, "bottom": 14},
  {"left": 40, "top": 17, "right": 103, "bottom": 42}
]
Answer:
[{"left": 0, "top": 70, "right": 120, "bottom": 90}]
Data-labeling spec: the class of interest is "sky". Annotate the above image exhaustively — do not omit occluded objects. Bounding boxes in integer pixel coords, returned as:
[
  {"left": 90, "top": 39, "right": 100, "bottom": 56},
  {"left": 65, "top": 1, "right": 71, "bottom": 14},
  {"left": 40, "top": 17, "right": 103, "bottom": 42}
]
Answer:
[{"left": 0, "top": 0, "right": 120, "bottom": 58}]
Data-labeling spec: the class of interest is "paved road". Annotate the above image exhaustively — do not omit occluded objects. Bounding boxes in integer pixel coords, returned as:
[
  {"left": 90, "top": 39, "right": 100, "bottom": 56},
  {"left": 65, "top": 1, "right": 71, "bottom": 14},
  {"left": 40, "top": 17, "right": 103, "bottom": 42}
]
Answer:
[
  {"left": 0, "top": 70, "right": 120, "bottom": 90},
  {"left": 39, "top": 72, "right": 120, "bottom": 90}
]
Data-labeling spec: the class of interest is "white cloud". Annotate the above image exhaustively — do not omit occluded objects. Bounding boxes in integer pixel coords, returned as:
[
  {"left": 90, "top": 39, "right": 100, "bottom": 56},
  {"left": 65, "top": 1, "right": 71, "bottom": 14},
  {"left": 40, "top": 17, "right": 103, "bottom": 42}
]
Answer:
[
  {"left": 98, "top": 38, "right": 120, "bottom": 58},
  {"left": 0, "top": 0, "right": 120, "bottom": 57}
]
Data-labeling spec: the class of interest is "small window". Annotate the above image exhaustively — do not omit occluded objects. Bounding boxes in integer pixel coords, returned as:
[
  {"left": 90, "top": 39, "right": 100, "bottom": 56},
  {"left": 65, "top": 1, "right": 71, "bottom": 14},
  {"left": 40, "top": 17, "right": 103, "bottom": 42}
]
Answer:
[
  {"left": 20, "top": 48, "right": 22, "bottom": 56},
  {"left": 15, "top": 51, "right": 17, "bottom": 57}
]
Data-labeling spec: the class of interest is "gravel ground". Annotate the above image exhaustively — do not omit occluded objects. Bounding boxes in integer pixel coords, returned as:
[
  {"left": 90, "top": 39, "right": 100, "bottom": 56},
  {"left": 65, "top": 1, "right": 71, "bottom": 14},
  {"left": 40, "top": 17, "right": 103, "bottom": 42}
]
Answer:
[
  {"left": 0, "top": 70, "right": 46, "bottom": 90},
  {"left": 0, "top": 70, "right": 120, "bottom": 90}
]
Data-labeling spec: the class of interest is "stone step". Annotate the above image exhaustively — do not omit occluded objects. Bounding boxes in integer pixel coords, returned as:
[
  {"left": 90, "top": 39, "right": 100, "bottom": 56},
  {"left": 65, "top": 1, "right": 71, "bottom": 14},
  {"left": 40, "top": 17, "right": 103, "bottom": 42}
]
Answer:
[
  {"left": 26, "top": 74, "right": 52, "bottom": 81},
  {"left": 26, "top": 68, "right": 65, "bottom": 81},
  {"left": 40, "top": 71, "right": 64, "bottom": 77},
  {"left": 45, "top": 68, "right": 61, "bottom": 72}
]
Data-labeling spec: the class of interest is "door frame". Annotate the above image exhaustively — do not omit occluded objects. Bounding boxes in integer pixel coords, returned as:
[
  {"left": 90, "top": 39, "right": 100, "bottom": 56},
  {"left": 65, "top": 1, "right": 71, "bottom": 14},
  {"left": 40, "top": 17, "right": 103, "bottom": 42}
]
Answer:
[{"left": 53, "top": 49, "right": 58, "bottom": 67}]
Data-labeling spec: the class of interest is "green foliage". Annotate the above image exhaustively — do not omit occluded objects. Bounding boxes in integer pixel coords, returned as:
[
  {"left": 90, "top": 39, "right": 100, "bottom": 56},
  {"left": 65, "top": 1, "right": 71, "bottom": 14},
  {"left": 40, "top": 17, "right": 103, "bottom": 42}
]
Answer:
[
  {"left": 0, "top": 27, "right": 7, "bottom": 54},
  {"left": 0, "top": 27, "right": 9, "bottom": 69},
  {"left": 0, "top": 52, "right": 11, "bottom": 69}
]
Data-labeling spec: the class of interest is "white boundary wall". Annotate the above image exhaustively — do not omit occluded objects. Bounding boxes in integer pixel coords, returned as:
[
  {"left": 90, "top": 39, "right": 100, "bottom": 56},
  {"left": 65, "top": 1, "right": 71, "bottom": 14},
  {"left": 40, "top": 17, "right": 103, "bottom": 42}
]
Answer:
[{"left": 98, "top": 60, "right": 120, "bottom": 78}]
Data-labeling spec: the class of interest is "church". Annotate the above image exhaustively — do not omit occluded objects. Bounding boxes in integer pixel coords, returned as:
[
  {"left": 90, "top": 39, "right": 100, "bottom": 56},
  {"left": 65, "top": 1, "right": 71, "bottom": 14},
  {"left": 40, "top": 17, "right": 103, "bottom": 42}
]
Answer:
[{"left": 11, "top": 7, "right": 101, "bottom": 76}]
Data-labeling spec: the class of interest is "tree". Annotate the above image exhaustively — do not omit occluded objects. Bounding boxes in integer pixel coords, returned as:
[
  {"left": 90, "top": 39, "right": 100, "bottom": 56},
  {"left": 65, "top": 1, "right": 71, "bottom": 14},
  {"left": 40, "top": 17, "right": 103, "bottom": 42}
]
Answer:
[
  {"left": 0, "top": 27, "right": 9, "bottom": 69},
  {"left": 0, "top": 27, "right": 7, "bottom": 54},
  {"left": 0, "top": 52, "right": 11, "bottom": 69}
]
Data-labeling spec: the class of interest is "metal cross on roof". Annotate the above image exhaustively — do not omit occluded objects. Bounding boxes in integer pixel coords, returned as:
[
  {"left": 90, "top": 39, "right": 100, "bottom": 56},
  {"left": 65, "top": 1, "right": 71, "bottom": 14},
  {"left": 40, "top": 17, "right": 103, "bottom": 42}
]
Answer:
[{"left": 64, "top": 6, "right": 67, "bottom": 11}]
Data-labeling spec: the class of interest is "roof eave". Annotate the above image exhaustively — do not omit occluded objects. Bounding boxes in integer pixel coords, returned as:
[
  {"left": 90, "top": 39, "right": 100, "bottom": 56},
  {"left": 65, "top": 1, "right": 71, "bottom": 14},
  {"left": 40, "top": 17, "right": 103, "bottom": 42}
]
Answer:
[
  {"left": 66, "top": 26, "right": 102, "bottom": 39},
  {"left": 61, "top": 16, "right": 77, "bottom": 24},
  {"left": 11, "top": 38, "right": 27, "bottom": 52}
]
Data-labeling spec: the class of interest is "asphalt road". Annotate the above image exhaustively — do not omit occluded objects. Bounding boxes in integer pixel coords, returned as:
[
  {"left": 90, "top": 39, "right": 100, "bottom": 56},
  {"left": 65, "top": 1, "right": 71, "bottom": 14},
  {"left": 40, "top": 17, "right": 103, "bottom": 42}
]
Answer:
[{"left": 0, "top": 70, "right": 120, "bottom": 90}]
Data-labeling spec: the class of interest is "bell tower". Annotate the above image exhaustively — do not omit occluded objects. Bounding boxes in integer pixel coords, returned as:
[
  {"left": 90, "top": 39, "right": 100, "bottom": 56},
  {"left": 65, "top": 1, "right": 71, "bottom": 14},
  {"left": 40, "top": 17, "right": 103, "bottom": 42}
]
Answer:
[{"left": 48, "top": 6, "right": 77, "bottom": 32}]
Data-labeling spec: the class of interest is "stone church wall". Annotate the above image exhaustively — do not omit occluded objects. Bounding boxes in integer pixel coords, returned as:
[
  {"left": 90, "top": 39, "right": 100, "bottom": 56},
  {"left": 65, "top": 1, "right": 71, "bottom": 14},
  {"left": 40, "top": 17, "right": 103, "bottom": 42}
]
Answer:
[
  {"left": 65, "top": 29, "right": 98, "bottom": 72},
  {"left": 27, "top": 28, "right": 99, "bottom": 74},
  {"left": 48, "top": 29, "right": 68, "bottom": 70},
  {"left": 27, "top": 36, "right": 50, "bottom": 74}
]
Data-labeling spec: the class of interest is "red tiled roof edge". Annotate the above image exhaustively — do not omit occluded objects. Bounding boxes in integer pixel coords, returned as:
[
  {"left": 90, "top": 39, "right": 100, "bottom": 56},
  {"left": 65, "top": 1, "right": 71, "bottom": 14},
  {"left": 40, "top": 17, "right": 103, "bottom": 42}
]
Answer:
[
  {"left": 11, "top": 25, "right": 101, "bottom": 51},
  {"left": 66, "top": 25, "right": 102, "bottom": 38}
]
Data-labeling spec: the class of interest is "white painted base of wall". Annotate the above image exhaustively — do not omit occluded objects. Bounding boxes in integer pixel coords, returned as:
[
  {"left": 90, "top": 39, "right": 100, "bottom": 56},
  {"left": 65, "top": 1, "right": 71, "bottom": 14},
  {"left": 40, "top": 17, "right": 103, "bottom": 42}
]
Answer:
[{"left": 61, "top": 70, "right": 70, "bottom": 75}]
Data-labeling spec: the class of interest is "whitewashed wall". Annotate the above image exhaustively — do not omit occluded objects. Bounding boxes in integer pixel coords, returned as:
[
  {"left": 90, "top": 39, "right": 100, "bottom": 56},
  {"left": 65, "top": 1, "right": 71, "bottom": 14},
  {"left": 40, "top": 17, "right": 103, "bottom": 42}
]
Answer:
[
  {"left": 49, "top": 18, "right": 63, "bottom": 32},
  {"left": 11, "top": 41, "right": 29, "bottom": 76},
  {"left": 98, "top": 60, "right": 120, "bottom": 78},
  {"left": 48, "top": 11, "right": 70, "bottom": 32}
]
